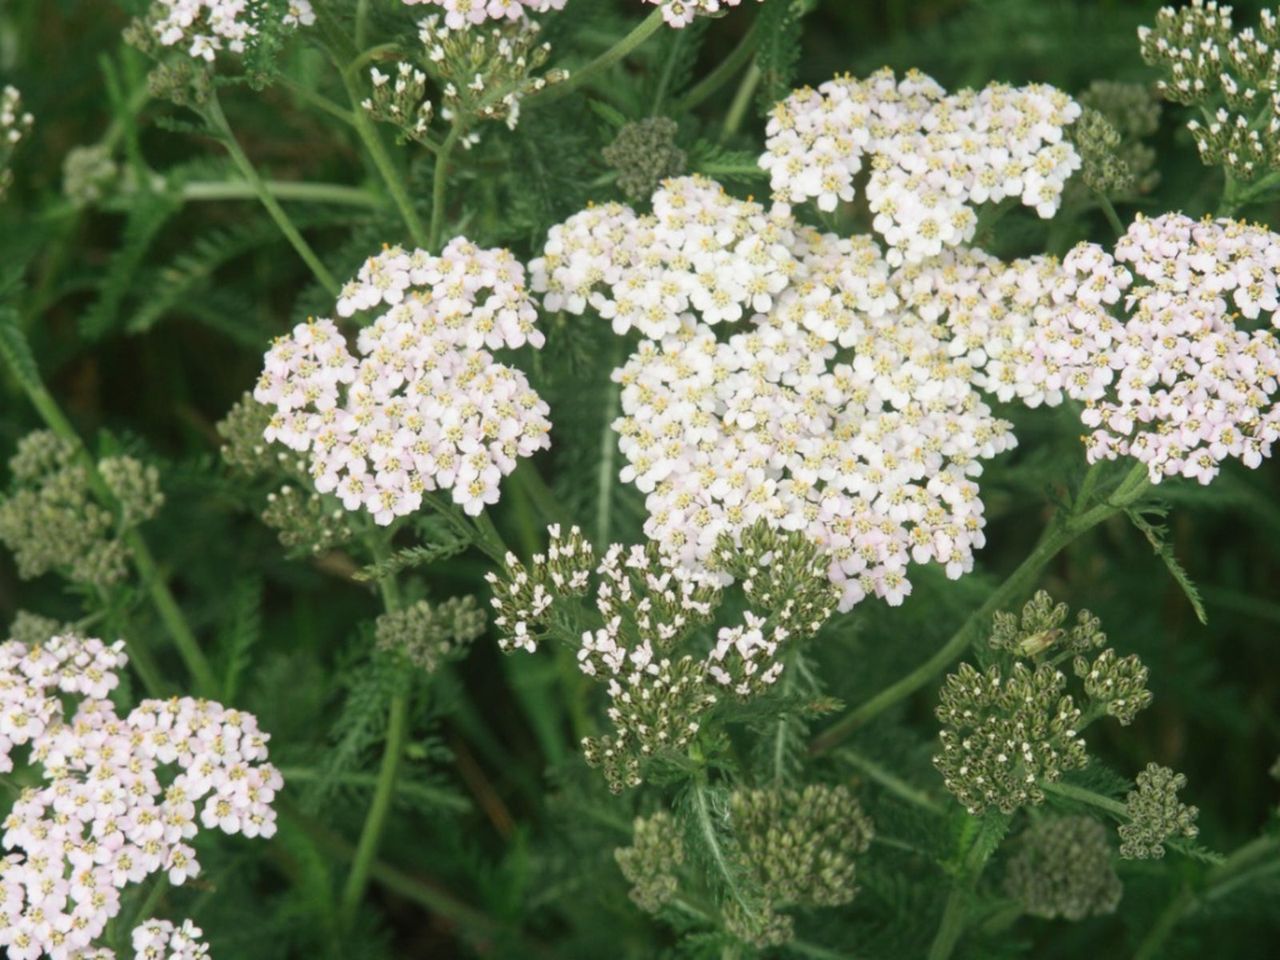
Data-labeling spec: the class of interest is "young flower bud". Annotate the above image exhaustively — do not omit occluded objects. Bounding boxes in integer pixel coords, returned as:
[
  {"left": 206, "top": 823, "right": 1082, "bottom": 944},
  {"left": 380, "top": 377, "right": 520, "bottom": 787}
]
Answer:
[
  {"left": 602, "top": 117, "right": 687, "bottom": 202},
  {"left": 615, "top": 811, "right": 685, "bottom": 914},
  {"left": 375, "top": 595, "right": 485, "bottom": 674}
]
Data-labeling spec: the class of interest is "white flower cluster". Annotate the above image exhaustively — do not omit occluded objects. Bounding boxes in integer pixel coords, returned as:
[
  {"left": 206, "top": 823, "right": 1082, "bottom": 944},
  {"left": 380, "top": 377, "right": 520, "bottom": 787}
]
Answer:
[
  {"left": 401, "top": 0, "right": 566, "bottom": 29},
  {"left": 486, "top": 524, "right": 595, "bottom": 653},
  {"left": 255, "top": 238, "right": 551, "bottom": 521},
  {"left": 532, "top": 177, "right": 800, "bottom": 339},
  {"left": 132, "top": 919, "right": 209, "bottom": 960},
  {"left": 1039, "top": 214, "right": 1280, "bottom": 484},
  {"left": 760, "top": 68, "right": 1082, "bottom": 264},
  {"left": 0, "top": 633, "right": 281, "bottom": 960},
  {"left": 1, "top": 86, "right": 33, "bottom": 199},
  {"left": 150, "top": 1, "right": 316, "bottom": 62},
  {"left": 535, "top": 177, "right": 1016, "bottom": 611},
  {"left": 641, "top": 0, "right": 758, "bottom": 29}
]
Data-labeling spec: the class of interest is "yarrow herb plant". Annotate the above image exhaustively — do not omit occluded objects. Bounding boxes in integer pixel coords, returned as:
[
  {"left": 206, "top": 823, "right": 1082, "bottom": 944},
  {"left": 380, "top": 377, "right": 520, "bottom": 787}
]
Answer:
[{"left": 1, "top": 1, "right": 1278, "bottom": 958}]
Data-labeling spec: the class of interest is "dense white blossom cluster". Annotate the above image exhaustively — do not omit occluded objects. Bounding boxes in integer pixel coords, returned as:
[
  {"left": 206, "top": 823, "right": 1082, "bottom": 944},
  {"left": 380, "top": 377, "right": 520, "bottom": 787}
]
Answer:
[
  {"left": 534, "top": 178, "right": 1016, "bottom": 610},
  {"left": 0, "top": 634, "right": 281, "bottom": 960},
  {"left": 760, "top": 69, "right": 1082, "bottom": 264},
  {"left": 1039, "top": 213, "right": 1280, "bottom": 483},
  {"left": 150, "top": 0, "right": 315, "bottom": 61},
  {"left": 255, "top": 238, "right": 551, "bottom": 521},
  {"left": 401, "top": 0, "right": 566, "bottom": 29},
  {"left": 1, "top": 86, "right": 33, "bottom": 199}
]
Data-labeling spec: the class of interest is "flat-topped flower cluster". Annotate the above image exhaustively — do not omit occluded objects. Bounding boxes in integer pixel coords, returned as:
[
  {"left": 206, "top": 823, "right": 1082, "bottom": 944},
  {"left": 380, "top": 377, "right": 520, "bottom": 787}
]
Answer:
[
  {"left": 254, "top": 238, "right": 551, "bottom": 521},
  {"left": 533, "top": 176, "right": 1015, "bottom": 610},
  {"left": 760, "top": 68, "right": 1082, "bottom": 264},
  {"left": 402, "top": 0, "right": 753, "bottom": 30},
  {"left": 0, "top": 633, "right": 281, "bottom": 959}
]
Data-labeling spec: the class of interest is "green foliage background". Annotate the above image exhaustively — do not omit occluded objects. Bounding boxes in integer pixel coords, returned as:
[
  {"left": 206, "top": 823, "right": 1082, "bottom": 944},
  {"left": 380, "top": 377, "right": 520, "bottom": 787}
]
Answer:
[{"left": 0, "top": 1, "right": 1277, "bottom": 958}]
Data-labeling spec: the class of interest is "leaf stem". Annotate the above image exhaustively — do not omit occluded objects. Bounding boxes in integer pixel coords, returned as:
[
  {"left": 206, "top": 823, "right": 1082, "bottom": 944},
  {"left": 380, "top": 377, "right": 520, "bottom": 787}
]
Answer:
[
  {"left": 678, "top": 21, "right": 761, "bottom": 112},
  {"left": 720, "top": 61, "right": 761, "bottom": 142},
  {"left": 429, "top": 124, "right": 464, "bottom": 251},
  {"left": 180, "top": 179, "right": 379, "bottom": 207},
  {"left": 527, "top": 9, "right": 666, "bottom": 108},
  {"left": 810, "top": 461, "right": 1150, "bottom": 755},
  {"left": 203, "top": 91, "right": 340, "bottom": 296}
]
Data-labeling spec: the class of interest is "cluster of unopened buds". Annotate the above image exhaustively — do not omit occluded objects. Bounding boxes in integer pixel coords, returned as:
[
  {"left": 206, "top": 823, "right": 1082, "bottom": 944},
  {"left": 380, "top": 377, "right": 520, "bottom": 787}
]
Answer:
[
  {"left": 761, "top": 68, "right": 1082, "bottom": 264},
  {"left": 1141, "top": 1, "right": 1280, "bottom": 180},
  {"left": 0, "top": 633, "right": 281, "bottom": 959},
  {"left": 148, "top": 0, "right": 316, "bottom": 62},
  {"left": 254, "top": 238, "right": 551, "bottom": 521}
]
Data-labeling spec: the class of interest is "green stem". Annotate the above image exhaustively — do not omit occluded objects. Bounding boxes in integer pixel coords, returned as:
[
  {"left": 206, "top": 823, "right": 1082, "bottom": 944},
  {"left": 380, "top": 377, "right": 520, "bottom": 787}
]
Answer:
[
  {"left": 204, "top": 92, "right": 340, "bottom": 296},
  {"left": 841, "top": 749, "right": 945, "bottom": 815},
  {"left": 527, "top": 9, "right": 666, "bottom": 108},
  {"left": 678, "top": 21, "right": 761, "bottom": 112},
  {"left": 810, "top": 462, "right": 1150, "bottom": 755},
  {"left": 429, "top": 125, "right": 464, "bottom": 251},
  {"left": 512, "top": 463, "right": 570, "bottom": 527},
  {"left": 279, "top": 75, "right": 357, "bottom": 126},
  {"left": 1134, "top": 835, "right": 1280, "bottom": 960},
  {"left": 1040, "top": 780, "right": 1127, "bottom": 818},
  {"left": 339, "top": 542, "right": 408, "bottom": 928},
  {"left": 1096, "top": 194, "right": 1126, "bottom": 237},
  {"left": 690, "top": 776, "right": 752, "bottom": 916},
  {"left": 927, "top": 818, "right": 1004, "bottom": 960},
  {"left": 180, "top": 180, "right": 379, "bottom": 207},
  {"left": 720, "top": 61, "right": 761, "bottom": 142},
  {"left": 20, "top": 382, "right": 217, "bottom": 694},
  {"left": 339, "top": 67, "right": 430, "bottom": 246},
  {"left": 595, "top": 342, "right": 624, "bottom": 548},
  {"left": 276, "top": 767, "right": 469, "bottom": 813}
]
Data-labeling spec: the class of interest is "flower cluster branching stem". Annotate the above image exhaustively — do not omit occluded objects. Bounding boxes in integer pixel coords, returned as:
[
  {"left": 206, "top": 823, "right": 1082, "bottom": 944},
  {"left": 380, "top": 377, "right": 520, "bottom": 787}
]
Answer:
[
  {"left": 526, "top": 9, "right": 666, "bottom": 108},
  {"left": 810, "top": 461, "right": 1151, "bottom": 755}
]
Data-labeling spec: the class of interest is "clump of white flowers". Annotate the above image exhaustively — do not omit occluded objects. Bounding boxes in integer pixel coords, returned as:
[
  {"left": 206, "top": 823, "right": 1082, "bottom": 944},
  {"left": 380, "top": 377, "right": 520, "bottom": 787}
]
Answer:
[
  {"left": 1036, "top": 213, "right": 1280, "bottom": 484},
  {"left": 760, "top": 68, "right": 1082, "bottom": 264},
  {"left": 254, "top": 238, "right": 551, "bottom": 521},
  {"left": 402, "top": 0, "right": 567, "bottom": 30},
  {"left": 533, "top": 177, "right": 1016, "bottom": 611},
  {"left": 147, "top": 0, "right": 316, "bottom": 62},
  {"left": 132, "top": 918, "right": 211, "bottom": 960},
  {"left": 0, "top": 633, "right": 282, "bottom": 959},
  {"left": 1, "top": 85, "right": 33, "bottom": 199}
]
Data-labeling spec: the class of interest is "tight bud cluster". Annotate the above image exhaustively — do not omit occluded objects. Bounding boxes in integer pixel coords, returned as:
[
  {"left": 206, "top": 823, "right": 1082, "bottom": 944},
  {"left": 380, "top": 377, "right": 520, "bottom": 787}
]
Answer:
[
  {"left": 1141, "top": 1, "right": 1280, "bottom": 179},
  {"left": 761, "top": 68, "right": 1081, "bottom": 264},
  {"left": 614, "top": 811, "right": 685, "bottom": 913},
  {"left": 490, "top": 522, "right": 838, "bottom": 791},
  {"left": 602, "top": 118, "right": 687, "bottom": 202},
  {"left": 0, "top": 431, "right": 163, "bottom": 589},
  {"left": 375, "top": 595, "right": 486, "bottom": 673},
  {"left": 1119, "top": 763, "right": 1200, "bottom": 859},
  {"left": 1078, "top": 81, "right": 1161, "bottom": 194},
  {"left": 254, "top": 239, "right": 551, "bottom": 522},
  {"left": 0, "top": 633, "right": 281, "bottom": 959},
  {"left": 935, "top": 592, "right": 1152, "bottom": 814},
  {"left": 1004, "top": 816, "right": 1123, "bottom": 920}
]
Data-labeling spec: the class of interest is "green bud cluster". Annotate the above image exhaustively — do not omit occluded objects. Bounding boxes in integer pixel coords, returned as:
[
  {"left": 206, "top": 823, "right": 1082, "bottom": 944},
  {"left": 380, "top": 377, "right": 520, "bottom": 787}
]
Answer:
[
  {"left": 217, "top": 393, "right": 283, "bottom": 478},
  {"left": 721, "top": 900, "right": 796, "bottom": 950},
  {"left": 1140, "top": 2, "right": 1280, "bottom": 180},
  {"left": 708, "top": 520, "right": 842, "bottom": 643},
  {"left": 0, "top": 431, "right": 163, "bottom": 589},
  {"left": 6, "top": 611, "right": 76, "bottom": 648},
  {"left": 1074, "top": 109, "right": 1137, "bottom": 195},
  {"left": 1119, "top": 763, "right": 1200, "bottom": 859},
  {"left": 143, "top": 57, "right": 213, "bottom": 109},
  {"left": 1004, "top": 815, "right": 1123, "bottom": 921},
  {"left": 614, "top": 811, "right": 685, "bottom": 914},
  {"left": 62, "top": 144, "right": 119, "bottom": 208},
  {"left": 731, "top": 783, "right": 872, "bottom": 909},
  {"left": 602, "top": 118, "right": 687, "bottom": 202},
  {"left": 375, "top": 595, "right": 486, "bottom": 674},
  {"left": 936, "top": 592, "right": 1152, "bottom": 815},
  {"left": 582, "top": 654, "right": 717, "bottom": 793},
  {"left": 261, "top": 485, "right": 355, "bottom": 555}
]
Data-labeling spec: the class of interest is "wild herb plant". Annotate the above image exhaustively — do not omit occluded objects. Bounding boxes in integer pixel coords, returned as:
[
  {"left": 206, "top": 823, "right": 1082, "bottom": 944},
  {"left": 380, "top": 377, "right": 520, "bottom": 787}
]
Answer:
[{"left": 1, "top": 1, "right": 1278, "bottom": 958}]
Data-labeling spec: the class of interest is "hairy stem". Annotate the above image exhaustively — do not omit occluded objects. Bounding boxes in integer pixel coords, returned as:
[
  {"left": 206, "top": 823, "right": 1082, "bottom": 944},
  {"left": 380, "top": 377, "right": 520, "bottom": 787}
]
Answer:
[
  {"left": 203, "top": 92, "right": 340, "bottom": 296},
  {"left": 810, "top": 461, "right": 1150, "bottom": 755}
]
